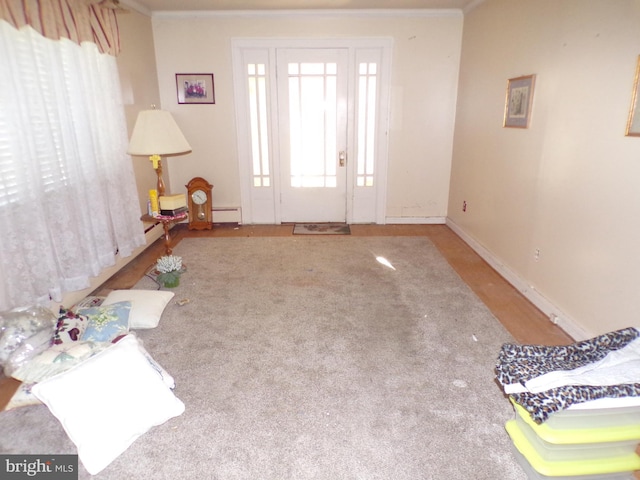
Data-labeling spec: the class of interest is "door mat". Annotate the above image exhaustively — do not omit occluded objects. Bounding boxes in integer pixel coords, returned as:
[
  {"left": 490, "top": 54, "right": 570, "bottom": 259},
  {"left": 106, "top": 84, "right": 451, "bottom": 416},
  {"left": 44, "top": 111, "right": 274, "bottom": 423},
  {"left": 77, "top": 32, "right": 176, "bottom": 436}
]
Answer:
[{"left": 293, "top": 223, "right": 351, "bottom": 235}]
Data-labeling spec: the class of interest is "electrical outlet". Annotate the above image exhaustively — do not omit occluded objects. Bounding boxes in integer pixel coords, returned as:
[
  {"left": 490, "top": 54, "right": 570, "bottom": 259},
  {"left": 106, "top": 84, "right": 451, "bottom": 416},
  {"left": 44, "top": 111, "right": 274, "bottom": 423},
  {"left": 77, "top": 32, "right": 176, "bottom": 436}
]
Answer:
[
  {"left": 462, "top": 200, "right": 467, "bottom": 212},
  {"left": 534, "top": 249, "right": 541, "bottom": 261}
]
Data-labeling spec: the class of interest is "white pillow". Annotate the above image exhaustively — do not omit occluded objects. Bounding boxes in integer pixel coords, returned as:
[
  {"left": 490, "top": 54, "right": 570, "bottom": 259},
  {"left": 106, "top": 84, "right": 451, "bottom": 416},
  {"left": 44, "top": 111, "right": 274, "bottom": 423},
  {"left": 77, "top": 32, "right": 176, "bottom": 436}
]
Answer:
[
  {"left": 102, "top": 290, "right": 174, "bottom": 329},
  {"left": 137, "top": 340, "right": 175, "bottom": 389},
  {"left": 32, "top": 335, "right": 184, "bottom": 475}
]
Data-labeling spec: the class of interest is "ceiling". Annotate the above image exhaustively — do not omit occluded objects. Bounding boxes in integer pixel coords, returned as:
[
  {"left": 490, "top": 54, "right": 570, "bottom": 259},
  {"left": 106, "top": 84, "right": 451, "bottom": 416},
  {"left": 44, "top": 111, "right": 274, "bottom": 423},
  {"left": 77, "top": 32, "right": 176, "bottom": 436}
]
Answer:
[{"left": 120, "top": 0, "right": 481, "bottom": 14}]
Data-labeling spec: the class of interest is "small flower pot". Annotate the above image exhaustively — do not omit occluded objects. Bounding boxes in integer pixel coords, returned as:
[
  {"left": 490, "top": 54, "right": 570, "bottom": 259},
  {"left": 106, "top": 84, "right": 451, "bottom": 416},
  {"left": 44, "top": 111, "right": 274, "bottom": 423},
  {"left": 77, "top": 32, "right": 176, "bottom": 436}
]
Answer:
[{"left": 157, "top": 272, "right": 181, "bottom": 288}]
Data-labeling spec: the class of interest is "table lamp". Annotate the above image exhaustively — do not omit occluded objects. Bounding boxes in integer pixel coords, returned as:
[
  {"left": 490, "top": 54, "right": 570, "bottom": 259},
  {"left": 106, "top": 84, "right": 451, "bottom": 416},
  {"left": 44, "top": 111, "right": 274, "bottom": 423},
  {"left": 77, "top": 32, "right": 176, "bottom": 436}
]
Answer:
[{"left": 127, "top": 108, "right": 192, "bottom": 197}]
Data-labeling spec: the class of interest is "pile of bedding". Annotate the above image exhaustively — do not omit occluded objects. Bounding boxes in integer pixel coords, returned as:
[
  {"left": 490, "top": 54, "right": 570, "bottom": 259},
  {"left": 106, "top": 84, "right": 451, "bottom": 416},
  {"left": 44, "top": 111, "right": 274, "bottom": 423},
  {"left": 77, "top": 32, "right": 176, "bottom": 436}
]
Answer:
[
  {"left": 0, "top": 290, "right": 184, "bottom": 474},
  {"left": 495, "top": 327, "right": 640, "bottom": 423}
]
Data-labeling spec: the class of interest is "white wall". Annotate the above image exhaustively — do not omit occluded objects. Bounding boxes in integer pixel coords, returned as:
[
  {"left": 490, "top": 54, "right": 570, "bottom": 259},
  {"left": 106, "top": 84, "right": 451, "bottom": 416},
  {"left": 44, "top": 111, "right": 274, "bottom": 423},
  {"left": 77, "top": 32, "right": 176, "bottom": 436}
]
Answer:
[
  {"left": 150, "top": 10, "right": 463, "bottom": 222},
  {"left": 449, "top": 0, "right": 640, "bottom": 338}
]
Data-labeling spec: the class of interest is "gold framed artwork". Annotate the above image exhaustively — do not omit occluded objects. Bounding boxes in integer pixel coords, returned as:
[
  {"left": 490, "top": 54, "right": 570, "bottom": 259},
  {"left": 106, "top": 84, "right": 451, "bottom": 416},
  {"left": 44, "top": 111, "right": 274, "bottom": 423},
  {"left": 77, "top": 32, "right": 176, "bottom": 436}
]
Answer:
[
  {"left": 176, "top": 73, "right": 215, "bottom": 104},
  {"left": 626, "top": 56, "right": 640, "bottom": 137},
  {"left": 503, "top": 74, "right": 535, "bottom": 128}
]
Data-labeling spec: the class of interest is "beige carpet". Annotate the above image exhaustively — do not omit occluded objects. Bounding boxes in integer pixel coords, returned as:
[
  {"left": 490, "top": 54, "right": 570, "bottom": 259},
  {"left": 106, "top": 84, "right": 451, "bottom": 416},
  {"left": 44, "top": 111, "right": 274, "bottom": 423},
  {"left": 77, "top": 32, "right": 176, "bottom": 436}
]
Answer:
[{"left": 0, "top": 237, "right": 526, "bottom": 479}]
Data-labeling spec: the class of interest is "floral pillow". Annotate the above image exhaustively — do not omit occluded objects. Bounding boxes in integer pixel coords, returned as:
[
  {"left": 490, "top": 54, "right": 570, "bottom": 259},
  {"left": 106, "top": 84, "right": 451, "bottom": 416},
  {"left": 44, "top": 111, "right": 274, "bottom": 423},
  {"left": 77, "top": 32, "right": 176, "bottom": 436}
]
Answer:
[
  {"left": 11, "top": 340, "right": 110, "bottom": 383},
  {"left": 52, "top": 308, "right": 88, "bottom": 345},
  {"left": 79, "top": 302, "right": 131, "bottom": 343}
]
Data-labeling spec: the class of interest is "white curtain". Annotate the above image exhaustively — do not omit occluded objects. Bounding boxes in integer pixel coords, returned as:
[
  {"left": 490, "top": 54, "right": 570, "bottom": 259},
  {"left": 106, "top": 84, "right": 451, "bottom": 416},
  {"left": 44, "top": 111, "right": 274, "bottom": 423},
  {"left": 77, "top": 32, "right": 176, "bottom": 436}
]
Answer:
[{"left": 0, "top": 20, "right": 145, "bottom": 310}]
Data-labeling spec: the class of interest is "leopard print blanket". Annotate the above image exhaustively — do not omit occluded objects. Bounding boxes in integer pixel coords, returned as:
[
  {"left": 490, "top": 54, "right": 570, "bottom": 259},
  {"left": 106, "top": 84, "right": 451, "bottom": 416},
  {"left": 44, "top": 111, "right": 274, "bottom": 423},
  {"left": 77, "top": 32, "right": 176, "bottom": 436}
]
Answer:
[{"left": 495, "top": 327, "right": 640, "bottom": 423}]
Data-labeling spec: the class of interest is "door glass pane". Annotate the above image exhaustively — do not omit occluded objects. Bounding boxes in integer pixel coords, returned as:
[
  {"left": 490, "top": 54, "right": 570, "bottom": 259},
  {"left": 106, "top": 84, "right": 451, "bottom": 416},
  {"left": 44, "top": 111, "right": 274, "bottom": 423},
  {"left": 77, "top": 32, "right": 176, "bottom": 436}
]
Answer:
[
  {"left": 248, "top": 63, "right": 270, "bottom": 187},
  {"left": 356, "top": 62, "right": 377, "bottom": 187},
  {"left": 300, "top": 63, "right": 325, "bottom": 75},
  {"left": 288, "top": 62, "right": 338, "bottom": 188}
]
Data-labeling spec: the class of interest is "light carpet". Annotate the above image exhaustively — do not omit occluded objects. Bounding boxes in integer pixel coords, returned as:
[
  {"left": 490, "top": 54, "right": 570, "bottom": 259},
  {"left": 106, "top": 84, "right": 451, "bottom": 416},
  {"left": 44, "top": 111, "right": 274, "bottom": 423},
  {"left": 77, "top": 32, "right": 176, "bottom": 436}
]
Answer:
[{"left": 0, "top": 237, "right": 526, "bottom": 479}]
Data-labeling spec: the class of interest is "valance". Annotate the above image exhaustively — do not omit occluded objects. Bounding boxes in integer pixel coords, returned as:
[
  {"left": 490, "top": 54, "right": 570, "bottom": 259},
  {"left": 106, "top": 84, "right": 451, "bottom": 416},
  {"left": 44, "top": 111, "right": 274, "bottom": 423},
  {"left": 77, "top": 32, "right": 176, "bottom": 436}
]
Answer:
[{"left": 0, "top": 0, "right": 119, "bottom": 55}]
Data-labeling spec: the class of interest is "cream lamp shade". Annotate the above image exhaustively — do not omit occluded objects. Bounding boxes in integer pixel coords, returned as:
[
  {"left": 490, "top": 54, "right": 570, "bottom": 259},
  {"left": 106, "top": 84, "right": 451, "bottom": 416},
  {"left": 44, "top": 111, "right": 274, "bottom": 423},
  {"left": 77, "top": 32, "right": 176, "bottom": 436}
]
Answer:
[
  {"left": 127, "top": 109, "right": 191, "bottom": 157},
  {"left": 127, "top": 109, "right": 192, "bottom": 197}
]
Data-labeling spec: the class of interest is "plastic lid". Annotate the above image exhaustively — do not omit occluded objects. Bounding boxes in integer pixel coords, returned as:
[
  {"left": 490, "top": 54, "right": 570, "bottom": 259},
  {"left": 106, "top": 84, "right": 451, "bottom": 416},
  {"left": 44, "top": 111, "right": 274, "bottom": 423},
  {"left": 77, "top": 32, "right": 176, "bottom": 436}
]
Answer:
[
  {"left": 512, "top": 398, "right": 640, "bottom": 444},
  {"left": 506, "top": 420, "right": 640, "bottom": 476}
]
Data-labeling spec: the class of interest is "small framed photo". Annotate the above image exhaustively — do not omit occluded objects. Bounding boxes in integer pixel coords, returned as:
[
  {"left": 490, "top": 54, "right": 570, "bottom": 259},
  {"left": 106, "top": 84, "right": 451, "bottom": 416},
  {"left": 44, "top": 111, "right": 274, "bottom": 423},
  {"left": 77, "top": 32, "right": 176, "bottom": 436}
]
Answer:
[
  {"left": 626, "top": 56, "right": 640, "bottom": 137},
  {"left": 176, "top": 73, "right": 215, "bottom": 104},
  {"left": 503, "top": 74, "right": 535, "bottom": 128}
]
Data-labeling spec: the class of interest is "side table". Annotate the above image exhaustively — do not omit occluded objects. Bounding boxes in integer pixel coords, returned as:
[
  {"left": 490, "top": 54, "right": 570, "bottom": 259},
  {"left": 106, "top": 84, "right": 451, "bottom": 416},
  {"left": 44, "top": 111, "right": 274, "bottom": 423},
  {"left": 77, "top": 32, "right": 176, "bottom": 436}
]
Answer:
[{"left": 141, "top": 211, "right": 188, "bottom": 255}]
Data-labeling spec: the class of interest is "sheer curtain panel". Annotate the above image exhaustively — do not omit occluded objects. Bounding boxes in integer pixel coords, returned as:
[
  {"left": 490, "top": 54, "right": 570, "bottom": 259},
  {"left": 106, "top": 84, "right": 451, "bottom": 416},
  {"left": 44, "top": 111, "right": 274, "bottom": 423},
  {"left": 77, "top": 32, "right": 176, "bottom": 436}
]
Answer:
[{"left": 0, "top": 20, "right": 145, "bottom": 310}]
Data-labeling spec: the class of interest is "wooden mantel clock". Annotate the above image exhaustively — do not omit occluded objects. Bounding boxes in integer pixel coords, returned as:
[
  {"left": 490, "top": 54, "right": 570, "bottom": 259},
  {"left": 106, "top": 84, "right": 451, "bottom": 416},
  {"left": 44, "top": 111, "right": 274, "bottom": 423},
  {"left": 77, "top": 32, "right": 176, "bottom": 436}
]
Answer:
[{"left": 186, "top": 177, "right": 213, "bottom": 230}]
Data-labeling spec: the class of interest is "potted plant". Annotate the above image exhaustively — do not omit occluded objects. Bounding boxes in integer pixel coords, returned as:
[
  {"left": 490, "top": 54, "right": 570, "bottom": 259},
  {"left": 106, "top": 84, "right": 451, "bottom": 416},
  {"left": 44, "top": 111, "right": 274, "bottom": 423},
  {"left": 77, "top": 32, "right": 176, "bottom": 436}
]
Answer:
[{"left": 155, "top": 255, "right": 184, "bottom": 288}]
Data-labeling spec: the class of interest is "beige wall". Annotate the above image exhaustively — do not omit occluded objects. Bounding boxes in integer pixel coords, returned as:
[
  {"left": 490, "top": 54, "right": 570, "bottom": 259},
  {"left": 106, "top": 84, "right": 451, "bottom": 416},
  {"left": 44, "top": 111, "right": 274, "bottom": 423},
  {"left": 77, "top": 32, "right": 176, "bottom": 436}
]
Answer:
[
  {"left": 449, "top": 0, "right": 640, "bottom": 337},
  {"left": 149, "top": 11, "right": 463, "bottom": 220},
  {"left": 117, "top": 10, "right": 162, "bottom": 215}
]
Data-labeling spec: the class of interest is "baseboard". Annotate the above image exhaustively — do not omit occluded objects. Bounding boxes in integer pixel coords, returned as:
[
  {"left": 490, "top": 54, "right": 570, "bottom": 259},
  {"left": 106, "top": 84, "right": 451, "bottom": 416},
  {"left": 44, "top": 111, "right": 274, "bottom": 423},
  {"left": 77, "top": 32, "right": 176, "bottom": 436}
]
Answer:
[
  {"left": 385, "top": 216, "right": 446, "bottom": 225},
  {"left": 445, "top": 218, "right": 591, "bottom": 341},
  {"left": 213, "top": 206, "right": 242, "bottom": 224}
]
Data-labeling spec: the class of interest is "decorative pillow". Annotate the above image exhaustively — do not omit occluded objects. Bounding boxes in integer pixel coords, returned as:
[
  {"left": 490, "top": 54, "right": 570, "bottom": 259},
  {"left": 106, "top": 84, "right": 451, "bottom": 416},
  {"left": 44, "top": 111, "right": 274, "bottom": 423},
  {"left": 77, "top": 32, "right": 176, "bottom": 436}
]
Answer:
[
  {"left": 102, "top": 290, "right": 174, "bottom": 329},
  {"left": 10, "top": 340, "right": 110, "bottom": 383},
  {"left": 53, "top": 308, "right": 88, "bottom": 345},
  {"left": 79, "top": 302, "right": 131, "bottom": 342},
  {"left": 32, "top": 335, "right": 185, "bottom": 475}
]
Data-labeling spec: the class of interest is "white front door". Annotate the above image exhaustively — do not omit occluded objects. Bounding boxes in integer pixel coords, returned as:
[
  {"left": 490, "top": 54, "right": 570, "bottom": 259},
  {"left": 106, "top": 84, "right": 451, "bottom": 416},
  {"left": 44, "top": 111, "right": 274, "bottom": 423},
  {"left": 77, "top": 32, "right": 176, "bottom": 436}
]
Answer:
[
  {"left": 232, "top": 37, "right": 392, "bottom": 225},
  {"left": 277, "top": 48, "right": 349, "bottom": 223}
]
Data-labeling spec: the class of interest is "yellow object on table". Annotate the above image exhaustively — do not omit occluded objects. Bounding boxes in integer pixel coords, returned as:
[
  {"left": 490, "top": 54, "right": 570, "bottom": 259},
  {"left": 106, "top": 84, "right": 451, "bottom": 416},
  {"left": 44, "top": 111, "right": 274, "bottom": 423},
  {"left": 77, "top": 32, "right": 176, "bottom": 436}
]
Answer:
[
  {"left": 159, "top": 194, "right": 187, "bottom": 210},
  {"left": 149, "top": 189, "right": 159, "bottom": 216}
]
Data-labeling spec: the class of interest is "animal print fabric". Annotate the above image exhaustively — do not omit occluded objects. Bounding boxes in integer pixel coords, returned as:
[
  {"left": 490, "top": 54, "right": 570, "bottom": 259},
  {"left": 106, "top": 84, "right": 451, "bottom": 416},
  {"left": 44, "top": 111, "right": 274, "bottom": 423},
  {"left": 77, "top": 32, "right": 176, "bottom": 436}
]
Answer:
[
  {"left": 511, "top": 384, "right": 640, "bottom": 424},
  {"left": 495, "top": 327, "right": 640, "bottom": 423}
]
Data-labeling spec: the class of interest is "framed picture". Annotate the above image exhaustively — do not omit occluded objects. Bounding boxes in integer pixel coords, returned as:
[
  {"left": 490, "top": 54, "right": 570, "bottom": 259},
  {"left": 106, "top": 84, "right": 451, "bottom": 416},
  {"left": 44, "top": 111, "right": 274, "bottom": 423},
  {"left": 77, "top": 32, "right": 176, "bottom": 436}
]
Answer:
[
  {"left": 176, "top": 73, "right": 215, "bottom": 104},
  {"left": 626, "top": 56, "right": 640, "bottom": 137},
  {"left": 503, "top": 74, "right": 535, "bottom": 128}
]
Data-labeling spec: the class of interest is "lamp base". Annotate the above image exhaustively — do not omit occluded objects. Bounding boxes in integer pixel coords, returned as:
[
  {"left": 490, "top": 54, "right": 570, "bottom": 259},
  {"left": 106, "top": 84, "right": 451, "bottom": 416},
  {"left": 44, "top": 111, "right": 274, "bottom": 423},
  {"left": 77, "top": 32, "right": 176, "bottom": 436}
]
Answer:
[{"left": 151, "top": 155, "right": 166, "bottom": 197}]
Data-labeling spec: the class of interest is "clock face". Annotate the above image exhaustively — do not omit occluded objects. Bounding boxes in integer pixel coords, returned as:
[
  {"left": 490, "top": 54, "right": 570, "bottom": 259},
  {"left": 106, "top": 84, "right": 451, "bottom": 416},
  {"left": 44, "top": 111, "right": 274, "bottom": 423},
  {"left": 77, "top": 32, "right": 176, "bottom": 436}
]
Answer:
[{"left": 192, "top": 189, "right": 207, "bottom": 205}]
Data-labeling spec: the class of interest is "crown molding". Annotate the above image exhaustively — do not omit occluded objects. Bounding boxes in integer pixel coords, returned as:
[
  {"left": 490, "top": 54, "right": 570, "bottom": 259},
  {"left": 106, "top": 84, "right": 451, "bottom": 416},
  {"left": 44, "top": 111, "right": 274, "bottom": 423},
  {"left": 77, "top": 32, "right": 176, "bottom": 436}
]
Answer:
[
  {"left": 119, "top": 0, "right": 152, "bottom": 16},
  {"left": 151, "top": 8, "right": 463, "bottom": 19}
]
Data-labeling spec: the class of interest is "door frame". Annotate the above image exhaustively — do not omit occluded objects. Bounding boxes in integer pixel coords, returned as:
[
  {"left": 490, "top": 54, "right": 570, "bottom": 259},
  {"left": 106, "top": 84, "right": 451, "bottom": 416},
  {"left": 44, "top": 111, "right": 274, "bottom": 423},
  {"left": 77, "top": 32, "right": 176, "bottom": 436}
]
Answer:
[{"left": 232, "top": 37, "right": 393, "bottom": 224}]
